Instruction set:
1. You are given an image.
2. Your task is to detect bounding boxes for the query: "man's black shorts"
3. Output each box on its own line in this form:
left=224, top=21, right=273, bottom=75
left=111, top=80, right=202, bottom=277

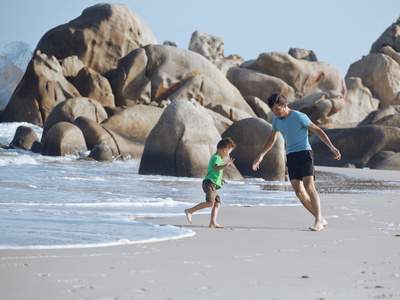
left=286, top=150, right=315, bottom=181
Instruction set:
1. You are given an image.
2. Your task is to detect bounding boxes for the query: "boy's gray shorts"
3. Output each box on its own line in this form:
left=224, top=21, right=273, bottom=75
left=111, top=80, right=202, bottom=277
left=202, top=180, right=221, bottom=205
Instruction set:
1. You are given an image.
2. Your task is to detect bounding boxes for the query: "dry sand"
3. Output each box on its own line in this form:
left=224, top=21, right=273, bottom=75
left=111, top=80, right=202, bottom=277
left=1, top=167, right=399, bottom=300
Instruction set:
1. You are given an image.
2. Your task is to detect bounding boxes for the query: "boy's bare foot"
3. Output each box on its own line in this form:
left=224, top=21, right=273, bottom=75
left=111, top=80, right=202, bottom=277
left=209, top=223, right=225, bottom=229
left=322, top=218, right=328, bottom=227
left=185, top=209, right=192, bottom=224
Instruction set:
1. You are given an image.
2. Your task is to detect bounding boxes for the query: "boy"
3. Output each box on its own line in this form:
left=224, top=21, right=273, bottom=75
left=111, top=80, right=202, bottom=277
left=252, top=92, right=341, bottom=231
left=185, top=137, right=236, bottom=228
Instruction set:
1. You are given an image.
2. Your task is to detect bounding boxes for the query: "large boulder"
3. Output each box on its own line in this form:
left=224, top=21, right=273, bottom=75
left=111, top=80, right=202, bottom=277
left=10, top=126, right=39, bottom=150
left=204, top=108, right=233, bottom=135
left=369, top=19, right=400, bottom=54
left=101, top=104, right=163, bottom=143
left=188, top=30, right=244, bottom=75
left=41, top=122, right=87, bottom=156
left=42, top=97, right=108, bottom=139
left=288, top=91, right=345, bottom=125
left=226, top=67, right=295, bottom=103
left=288, top=48, right=318, bottom=61
left=73, top=116, right=144, bottom=160
left=206, top=103, right=254, bottom=122
left=310, top=125, right=400, bottom=169
left=330, top=77, right=379, bottom=126
left=139, top=99, right=242, bottom=178
left=189, top=30, right=224, bottom=65
left=108, top=45, right=255, bottom=115
left=88, top=144, right=114, bottom=162
left=222, top=118, right=286, bottom=181
left=71, top=67, right=115, bottom=107
left=35, top=3, right=157, bottom=74
left=346, top=53, right=400, bottom=108
left=0, top=51, right=80, bottom=126
left=357, top=106, right=400, bottom=127
left=244, top=96, right=273, bottom=123
left=241, top=51, right=346, bottom=100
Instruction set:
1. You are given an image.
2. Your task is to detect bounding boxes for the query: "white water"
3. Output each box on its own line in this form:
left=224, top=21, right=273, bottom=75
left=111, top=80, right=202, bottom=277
left=2, top=122, right=398, bottom=249
left=0, top=122, right=299, bottom=250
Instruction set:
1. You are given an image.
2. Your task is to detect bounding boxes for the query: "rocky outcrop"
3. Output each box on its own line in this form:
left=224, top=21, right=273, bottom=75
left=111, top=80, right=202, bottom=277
left=188, top=30, right=244, bottom=75
left=139, top=99, right=242, bottom=178
left=330, top=77, right=379, bottom=125
left=241, top=51, right=346, bottom=101
left=357, top=106, right=400, bottom=127
left=369, top=19, right=400, bottom=54
left=226, top=67, right=295, bottom=103
left=71, top=67, right=115, bottom=107
left=0, top=51, right=80, bottom=126
left=107, top=44, right=255, bottom=115
left=288, top=91, right=345, bottom=125
left=222, top=118, right=286, bottom=181
left=244, top=96, right=273, bottom=123
left=35, top=3, right=157, bottom=74
left=288, top=48, right=318, bottom=61
left=310, top=125, right=400, bottom=168
left=346, top=53, right=400, bottom=108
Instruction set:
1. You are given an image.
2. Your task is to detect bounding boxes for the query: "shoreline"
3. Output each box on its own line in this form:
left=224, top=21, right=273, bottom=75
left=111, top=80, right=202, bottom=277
left=1, top=167, right=400, bottom=299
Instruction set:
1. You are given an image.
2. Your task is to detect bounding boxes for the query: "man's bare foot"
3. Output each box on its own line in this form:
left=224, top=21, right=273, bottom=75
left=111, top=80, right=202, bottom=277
left=185, top=209, right=192, bottom=224
left=322, top=218, right=328, bottom=227
left=209, top=223, right=225, bottom=228
left=309, top=220, right=325, bottom=231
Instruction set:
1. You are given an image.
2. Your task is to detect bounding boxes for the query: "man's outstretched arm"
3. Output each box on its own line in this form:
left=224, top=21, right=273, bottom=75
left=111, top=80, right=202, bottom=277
left=308, top=123, right=341, bottom=160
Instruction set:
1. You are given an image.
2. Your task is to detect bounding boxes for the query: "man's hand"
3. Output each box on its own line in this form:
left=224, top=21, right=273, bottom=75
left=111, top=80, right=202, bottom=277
left=252, top=155, right=263, bottom=171
left=331, top=147, right=341, bottom=160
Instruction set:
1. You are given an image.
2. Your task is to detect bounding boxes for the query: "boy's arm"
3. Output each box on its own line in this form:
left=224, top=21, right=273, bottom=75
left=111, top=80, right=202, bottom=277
left=307, top=123, right=341, bottom=160
left=252, top=131, right=278, bottom=171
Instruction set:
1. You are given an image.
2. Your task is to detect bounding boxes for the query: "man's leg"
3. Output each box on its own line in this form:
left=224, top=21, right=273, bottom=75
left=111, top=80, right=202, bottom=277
left=302, top=175, right=327, bottom=231
left=291, top=177, right=327, bottom=231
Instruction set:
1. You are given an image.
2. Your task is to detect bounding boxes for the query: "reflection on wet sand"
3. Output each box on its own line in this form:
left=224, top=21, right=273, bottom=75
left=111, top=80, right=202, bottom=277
left=261, top=171, right=400, bottom=194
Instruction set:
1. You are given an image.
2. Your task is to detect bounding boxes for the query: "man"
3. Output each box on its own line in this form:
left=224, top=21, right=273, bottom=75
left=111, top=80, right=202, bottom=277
left=252, top=92, right=341, bottom=231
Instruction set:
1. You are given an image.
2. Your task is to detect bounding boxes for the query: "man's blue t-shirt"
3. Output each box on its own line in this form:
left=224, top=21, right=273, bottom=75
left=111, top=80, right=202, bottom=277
left=272, top=110, right=312, bottom=154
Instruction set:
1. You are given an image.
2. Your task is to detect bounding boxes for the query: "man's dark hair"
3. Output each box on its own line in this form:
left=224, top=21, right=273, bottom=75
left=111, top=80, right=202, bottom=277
left=217, top=137, right=236, bottom=150
left=267, top=92, right=287, bottom=109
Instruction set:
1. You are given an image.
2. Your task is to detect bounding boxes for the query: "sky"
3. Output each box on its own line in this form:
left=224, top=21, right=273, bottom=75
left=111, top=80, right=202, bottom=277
left=0, top=0, right=399, bottom=75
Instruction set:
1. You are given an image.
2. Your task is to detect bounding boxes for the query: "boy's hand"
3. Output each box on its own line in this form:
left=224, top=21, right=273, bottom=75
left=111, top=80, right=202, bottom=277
left=222, top=179, right=227, bottom=185
left=227, top=157, right=235, bottom=168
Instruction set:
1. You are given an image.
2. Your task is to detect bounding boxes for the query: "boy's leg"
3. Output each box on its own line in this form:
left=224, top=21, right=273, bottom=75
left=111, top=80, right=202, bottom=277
left=185, top=202, right=213, bottom=224
left=209, top=202, right=224, bottom=228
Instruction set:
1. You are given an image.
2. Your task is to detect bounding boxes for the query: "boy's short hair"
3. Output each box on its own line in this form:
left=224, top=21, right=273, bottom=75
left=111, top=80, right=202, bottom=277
left=267, top=92, right=287, bottom=109
left=217, top=137, right=236, bottom=150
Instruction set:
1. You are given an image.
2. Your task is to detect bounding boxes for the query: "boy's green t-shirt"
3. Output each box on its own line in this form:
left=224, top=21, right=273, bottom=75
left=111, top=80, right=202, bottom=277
left=204, top=154, right=223, bottom=189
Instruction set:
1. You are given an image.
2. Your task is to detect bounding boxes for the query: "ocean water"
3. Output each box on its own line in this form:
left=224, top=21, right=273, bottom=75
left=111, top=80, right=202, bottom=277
left=1, top=122, right=399, bottom=250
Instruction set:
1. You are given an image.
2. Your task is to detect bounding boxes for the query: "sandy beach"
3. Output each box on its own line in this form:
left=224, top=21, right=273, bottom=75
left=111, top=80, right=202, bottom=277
left=1, top=167, right=399, bottom=300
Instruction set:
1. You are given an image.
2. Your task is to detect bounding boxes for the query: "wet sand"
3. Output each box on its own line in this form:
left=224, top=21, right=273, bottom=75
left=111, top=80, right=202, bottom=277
left=1, top=167, right=399, bottom=299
